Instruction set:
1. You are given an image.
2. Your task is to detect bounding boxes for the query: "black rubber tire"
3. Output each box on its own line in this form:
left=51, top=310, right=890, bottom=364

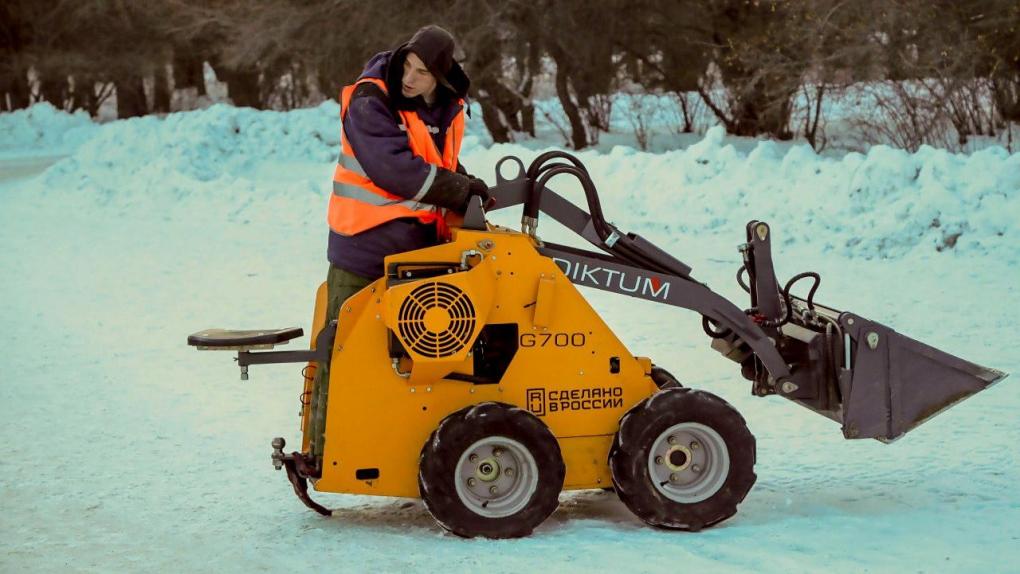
left=650, top=365, right=683, bottom=389
left=609, top=387, right=756, bottom=531
left=418, top=402, right=565, bottom=538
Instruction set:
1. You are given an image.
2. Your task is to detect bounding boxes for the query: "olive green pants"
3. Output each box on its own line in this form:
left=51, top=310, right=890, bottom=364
left=309, top=265, right=373, bottom=462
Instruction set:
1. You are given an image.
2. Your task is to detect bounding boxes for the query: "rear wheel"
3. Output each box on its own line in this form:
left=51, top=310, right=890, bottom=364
left=609, top=387, right=755, bottom=531
left=418, top=402, right=565, bottom=538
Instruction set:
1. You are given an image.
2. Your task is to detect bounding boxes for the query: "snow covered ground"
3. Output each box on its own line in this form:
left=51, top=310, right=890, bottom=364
left=1, top=104, right=1018, bottom=573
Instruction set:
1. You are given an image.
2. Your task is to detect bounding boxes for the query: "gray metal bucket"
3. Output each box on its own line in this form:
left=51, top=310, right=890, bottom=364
left=837, top=312, right=1007, bottom=442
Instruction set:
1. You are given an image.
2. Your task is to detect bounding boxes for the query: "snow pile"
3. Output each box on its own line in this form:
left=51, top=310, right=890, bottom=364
left=0, top=102, right=98, bottom=156
left=465, top=127, right=1020, bottom=260
left=51, top=101, right=339, bottom=180
left=21, top=104, right=1020, bottom=260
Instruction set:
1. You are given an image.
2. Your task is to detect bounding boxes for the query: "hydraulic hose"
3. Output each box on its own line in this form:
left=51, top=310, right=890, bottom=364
left=737, top=266, right=751, bottom=293
left=525, top=152, right=591, bottom=221
left=783, top=272, right=821, bottom=311
left=703, top=316, right=732, bottom=339
left=536, top=167, right=664, bottom=273
left=526, top=150, right=590, bottom=180
left=752, top=271, right=822, bottom=328
left=733, top=262, right=824, bottom=329
left=532, top=165, right=612, bottom=238
left=529, top=160, right=685, bottom=277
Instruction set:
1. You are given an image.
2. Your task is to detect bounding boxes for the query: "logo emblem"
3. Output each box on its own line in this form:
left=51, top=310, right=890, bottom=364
left=526, top=388, right=546, bottom=416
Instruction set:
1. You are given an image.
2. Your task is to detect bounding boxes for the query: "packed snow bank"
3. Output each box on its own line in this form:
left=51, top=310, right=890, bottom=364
left=0, top=102, right=98, bottom=157
left=23, top=104, right=1020, bottom=260
left=49, top=101, right=340, bottom=180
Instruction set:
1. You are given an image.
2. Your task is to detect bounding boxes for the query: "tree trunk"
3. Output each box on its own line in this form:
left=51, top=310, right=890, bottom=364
left=728, top=79, right=794, bottom=139
left=221, top=66, right=261, bottom=108
left=1, top=69, right=31, bottom=110
left=290, top=61, right=308, bottom=109
left=69, top=76, right=91, bottom=114
left=476, top=76, right=525, bottom=143
left=479, top=97, right=512, bottom=143
left=522, top=102, right=535, bottom=137
left=549, top=45, right=589, bottom=150
left=676, top=92, right=694, bottom=133
left=116, top=76, right=148, bottom=118
left=521, top=41, right=539, bottom=137
left=152, top=64, right=171, bottom=114
left=81, top=82, right=97, bottom=117
left=37, top=73, right=67, bottom=108
left=70, top=77, right=103, bottom=117
left=2, top=74, right=11, bottom=110
left=992, top=77, right=1020, bottom=123
left=491, top=82, right=523, bottom=133
left=173, top=51, right=206, bottom=96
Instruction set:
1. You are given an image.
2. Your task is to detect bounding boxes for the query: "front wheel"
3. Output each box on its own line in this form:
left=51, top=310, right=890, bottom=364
left=418, top=402, right=565, bottom=538
left=609, top=387, right=756, bottom=531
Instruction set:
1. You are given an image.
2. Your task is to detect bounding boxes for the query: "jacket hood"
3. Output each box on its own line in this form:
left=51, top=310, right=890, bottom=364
left=359, top=52, right=390, bottom=82
left=382, top=25, right=470, bottom=110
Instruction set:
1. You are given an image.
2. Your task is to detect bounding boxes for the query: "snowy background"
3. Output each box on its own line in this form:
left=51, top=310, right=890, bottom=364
left=1, top=102, right=1018, bottom=573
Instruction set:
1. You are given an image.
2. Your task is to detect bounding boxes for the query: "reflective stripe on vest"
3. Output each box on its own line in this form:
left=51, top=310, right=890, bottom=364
left=329, top=77, right=465, bottom=236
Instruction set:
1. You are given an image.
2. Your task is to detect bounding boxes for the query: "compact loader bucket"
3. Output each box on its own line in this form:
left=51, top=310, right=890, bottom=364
left=833, top=312, right=1005, bottom=441
left=704, top=220, right=1008, bottom=442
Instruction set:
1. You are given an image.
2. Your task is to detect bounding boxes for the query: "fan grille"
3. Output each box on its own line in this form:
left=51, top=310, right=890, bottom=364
left=397, top=282, right=476, bottom=358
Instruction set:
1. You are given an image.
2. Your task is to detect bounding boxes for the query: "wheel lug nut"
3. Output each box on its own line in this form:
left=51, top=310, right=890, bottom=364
left=505, top=467, right=514, bottom=477
left=667, top=436, right=678, bottom=445
left=669, top=473, right=679, bottom=482
left=493, top=448, right=503, bottom=458
left=469, top=454, right=478, bottom=463
left=467, top=477, right=476, bottom=487
left=690, top=441, right=700, bottom=450
left=654, top=456, right=664, bottom=465
left=692, top=464, right=702, bottom=473
left=489, top=485, right=498, bottom=494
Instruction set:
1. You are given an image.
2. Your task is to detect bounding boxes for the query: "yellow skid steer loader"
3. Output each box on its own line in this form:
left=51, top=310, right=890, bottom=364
left=189, top=152, right=1006, bottom=538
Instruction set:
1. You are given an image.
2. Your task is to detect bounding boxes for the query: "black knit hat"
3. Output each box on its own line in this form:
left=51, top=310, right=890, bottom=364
left=385, top=25, right=470, bottom=107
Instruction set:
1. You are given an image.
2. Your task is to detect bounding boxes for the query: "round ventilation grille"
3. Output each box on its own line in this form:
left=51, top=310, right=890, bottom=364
left=397, top=282, right=476, bottom=358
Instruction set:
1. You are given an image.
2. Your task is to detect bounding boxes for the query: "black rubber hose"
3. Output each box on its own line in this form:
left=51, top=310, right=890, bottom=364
left=526, top=161, right=584, bottom=220
left=525, top=152, right=590, bottom=220
left=737, top=266, right=751, bottom=293
left=526, top=150, right=589, bottom=180
left=756, top=272, right=820, bottom=328
left=527, top=155, right=694, bottom=280
left=532, top=165, right=613, bottom=240
left=526, top=154, right=684, bottom=275
left=702, top=315, right=731, bottom=339
left=783, top=272, right=821, bottom=311
left=531, top=166, right=666, bottom=273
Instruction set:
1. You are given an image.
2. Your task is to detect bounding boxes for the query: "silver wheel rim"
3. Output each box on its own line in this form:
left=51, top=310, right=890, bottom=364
left=454, top=436, right=539, bottom=518
left=647, top=422, right=729, bottom=504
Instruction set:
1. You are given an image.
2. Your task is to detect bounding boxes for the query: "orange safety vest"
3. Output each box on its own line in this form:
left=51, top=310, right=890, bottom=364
left=329, top=77, right=466, bottom=236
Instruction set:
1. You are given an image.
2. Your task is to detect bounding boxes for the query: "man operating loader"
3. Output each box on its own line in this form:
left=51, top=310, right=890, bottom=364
left=308, top=25, right=490, bottom=467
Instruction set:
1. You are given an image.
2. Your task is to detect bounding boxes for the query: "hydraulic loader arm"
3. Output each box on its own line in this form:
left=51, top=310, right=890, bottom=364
left=478, top=153, right=793, bottom=389
left=534, top=242, right=792, bottom=386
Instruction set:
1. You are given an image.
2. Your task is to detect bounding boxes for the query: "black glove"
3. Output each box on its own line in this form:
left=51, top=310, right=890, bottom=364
left=466, top=177, right=495, bottom=211
left=420, top=171, right=494, bottom=213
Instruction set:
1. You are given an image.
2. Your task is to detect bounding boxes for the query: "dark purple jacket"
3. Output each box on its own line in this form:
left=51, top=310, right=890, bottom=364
left=327, top=51, right=466, bottom=279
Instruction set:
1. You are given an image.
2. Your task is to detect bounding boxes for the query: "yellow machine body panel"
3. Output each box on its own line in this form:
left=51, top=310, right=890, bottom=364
left=312, top=227, right=657, bottom=497
left=299, top=282, right=329, bottom=452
